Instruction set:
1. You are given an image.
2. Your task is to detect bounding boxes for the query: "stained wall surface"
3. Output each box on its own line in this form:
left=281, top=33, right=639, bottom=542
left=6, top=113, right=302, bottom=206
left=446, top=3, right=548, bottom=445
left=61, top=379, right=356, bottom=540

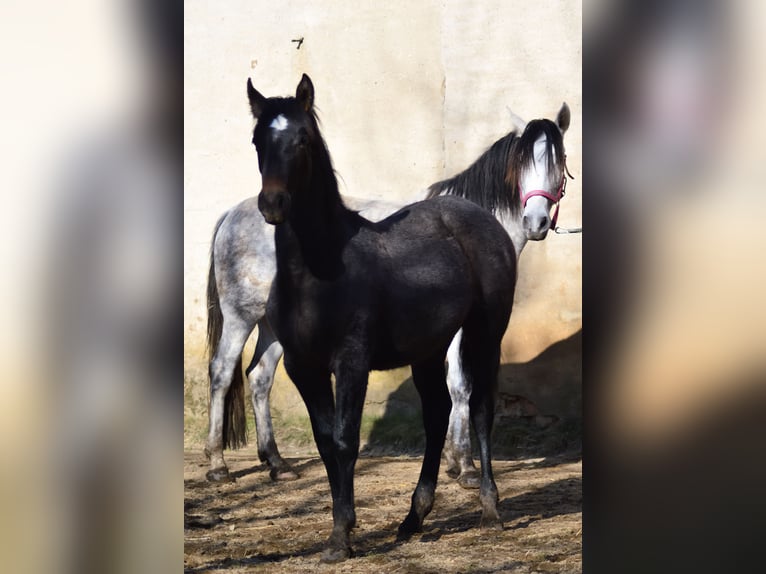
left=184, top=1, right=581, bottom=424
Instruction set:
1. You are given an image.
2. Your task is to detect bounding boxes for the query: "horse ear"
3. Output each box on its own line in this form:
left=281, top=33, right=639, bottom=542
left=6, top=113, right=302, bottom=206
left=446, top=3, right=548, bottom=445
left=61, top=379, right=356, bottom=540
left=556, top=102, right=571, bottom=133
left=506, top=106, right=527, bottom=133
left=296, top=74, right=314, bottom=112
left=247, top=78, right=266, bottom=119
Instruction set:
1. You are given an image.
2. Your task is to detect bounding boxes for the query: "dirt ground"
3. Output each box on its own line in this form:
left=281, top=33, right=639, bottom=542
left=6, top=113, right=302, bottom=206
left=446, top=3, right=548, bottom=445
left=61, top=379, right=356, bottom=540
left=184, top=448, right=581, bottom=573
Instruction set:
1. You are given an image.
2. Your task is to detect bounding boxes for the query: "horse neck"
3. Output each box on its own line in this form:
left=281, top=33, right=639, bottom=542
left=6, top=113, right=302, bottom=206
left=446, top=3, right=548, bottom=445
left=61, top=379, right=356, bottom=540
left=431, top=182, right=528, bottom=260
left=495, top=208, right=528, bottom=260
left=276, top=152, right=357, bottom=277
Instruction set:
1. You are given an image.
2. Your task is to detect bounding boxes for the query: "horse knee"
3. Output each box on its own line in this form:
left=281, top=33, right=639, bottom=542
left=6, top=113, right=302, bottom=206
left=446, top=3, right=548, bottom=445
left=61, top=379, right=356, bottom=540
left=447, top=373, right=471, bottom=402
left=334, top=437, right=359, bottom=464
left=249, top=374, right=272, bottom=402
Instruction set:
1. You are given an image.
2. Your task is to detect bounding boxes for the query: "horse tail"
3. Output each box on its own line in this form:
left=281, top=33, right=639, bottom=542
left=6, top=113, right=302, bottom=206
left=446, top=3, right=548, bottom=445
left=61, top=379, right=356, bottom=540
left=206, top=214, right=226, bottom=363
left=459, top=290, right=512, bottom=412
left=459, top=313, right=498, bottom=398
left=207, top=213, right=248, bottom=449
left=222, top=360, right=247, bottom=450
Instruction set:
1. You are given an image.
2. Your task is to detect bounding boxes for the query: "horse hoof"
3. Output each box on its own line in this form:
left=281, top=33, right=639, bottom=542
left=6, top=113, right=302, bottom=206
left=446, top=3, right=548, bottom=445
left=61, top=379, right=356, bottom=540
left=320, top=546, right=351, bottom=563
left=269, top=467, right=299, bottom=482
left=445, top=466, right=460, bottom=479
left=480, top=515, right=504, bottom=530
left=396, top=515, right=422, bottom=541
left=456, top=470, right=481, bottom=490
left=206, top=467, right=233, bottom=483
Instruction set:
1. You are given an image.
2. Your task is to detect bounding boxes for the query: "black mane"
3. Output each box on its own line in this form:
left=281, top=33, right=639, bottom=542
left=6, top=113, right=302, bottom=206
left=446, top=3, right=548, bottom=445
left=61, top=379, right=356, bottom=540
left=427, top=119, right=564, bottom=215
left=427, top=131, right=519, bottom=214
left=507, top=119, right=565, bottom=193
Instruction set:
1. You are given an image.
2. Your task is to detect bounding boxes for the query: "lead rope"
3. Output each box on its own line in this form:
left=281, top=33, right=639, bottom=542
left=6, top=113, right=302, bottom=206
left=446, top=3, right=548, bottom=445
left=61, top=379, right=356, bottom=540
left=554, top=161, right=581, bottom=234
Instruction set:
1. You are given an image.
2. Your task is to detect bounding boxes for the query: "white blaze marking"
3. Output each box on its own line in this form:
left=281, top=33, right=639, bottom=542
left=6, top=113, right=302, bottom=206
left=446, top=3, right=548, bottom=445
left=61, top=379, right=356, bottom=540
left=270, top=114, right=288, bottom=131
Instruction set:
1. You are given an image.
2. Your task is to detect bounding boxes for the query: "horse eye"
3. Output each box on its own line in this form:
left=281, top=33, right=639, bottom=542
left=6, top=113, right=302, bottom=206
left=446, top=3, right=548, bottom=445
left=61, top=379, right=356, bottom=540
left=297, top=133, right=309, bottom=147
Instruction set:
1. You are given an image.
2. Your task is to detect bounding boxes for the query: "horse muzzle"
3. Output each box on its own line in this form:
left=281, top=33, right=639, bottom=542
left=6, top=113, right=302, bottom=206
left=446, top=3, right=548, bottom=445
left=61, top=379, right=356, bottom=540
left=258, top=187, right=291, bottom=225
left=523, top=213, right=551, bottom=240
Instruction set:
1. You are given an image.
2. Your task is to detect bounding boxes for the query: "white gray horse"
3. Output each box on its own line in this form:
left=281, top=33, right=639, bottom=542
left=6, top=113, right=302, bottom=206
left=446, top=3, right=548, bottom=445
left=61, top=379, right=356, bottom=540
left=204, top=103, right=572, bottom=487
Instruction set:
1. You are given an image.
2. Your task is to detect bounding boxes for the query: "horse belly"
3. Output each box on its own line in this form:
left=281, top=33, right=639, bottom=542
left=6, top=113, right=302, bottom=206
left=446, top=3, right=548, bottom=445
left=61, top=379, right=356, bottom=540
left=373, top=244, right=472, bottom=365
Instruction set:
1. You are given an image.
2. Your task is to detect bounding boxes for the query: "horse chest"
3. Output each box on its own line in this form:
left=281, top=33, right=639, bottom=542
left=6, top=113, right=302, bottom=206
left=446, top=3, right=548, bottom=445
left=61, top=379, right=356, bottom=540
left=267, top=274, right=358, bottom=361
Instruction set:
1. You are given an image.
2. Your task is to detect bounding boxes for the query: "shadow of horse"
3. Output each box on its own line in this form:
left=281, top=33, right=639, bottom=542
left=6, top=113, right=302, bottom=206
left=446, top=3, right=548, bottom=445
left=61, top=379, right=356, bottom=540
left=364, top=329, right=581, bottom=461
left=184, top=476, right=582, bottom=571
left=421, top=476, right=582, bottom=540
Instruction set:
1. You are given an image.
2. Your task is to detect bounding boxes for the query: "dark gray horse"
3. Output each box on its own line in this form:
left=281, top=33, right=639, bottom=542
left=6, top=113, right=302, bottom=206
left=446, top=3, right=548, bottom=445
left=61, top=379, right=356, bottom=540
left=249, top=73, right=514, bottom=562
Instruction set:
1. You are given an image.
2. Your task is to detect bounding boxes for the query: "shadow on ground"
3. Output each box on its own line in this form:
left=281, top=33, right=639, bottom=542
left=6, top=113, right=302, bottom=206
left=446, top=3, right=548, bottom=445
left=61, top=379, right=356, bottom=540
left=362, top=330, right=581, bottom=460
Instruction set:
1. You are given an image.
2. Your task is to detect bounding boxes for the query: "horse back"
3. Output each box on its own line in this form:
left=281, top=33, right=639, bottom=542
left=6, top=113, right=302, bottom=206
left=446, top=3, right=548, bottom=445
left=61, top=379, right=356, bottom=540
left=364, top=195, right=516, bottom=363
left=378, top=195, right=517, bottom=293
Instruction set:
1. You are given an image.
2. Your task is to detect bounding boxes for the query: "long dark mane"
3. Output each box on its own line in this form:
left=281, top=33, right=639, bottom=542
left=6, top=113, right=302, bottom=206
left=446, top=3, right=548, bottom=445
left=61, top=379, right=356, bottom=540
left=427, top=132, right=520, bottom=214
left=427, top=119, right=564, bottom=215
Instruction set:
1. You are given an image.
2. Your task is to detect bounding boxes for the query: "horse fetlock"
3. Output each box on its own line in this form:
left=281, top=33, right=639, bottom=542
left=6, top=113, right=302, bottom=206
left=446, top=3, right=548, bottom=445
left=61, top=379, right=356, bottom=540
left=332, top=506, right=356, bottom=533
left=204, top=442, right=226, bottom=468
left=479, top=486, right=503, bottom=530
left=413, top=486, right=435, bottom=518
left=480, top=483, right=499, bottom=502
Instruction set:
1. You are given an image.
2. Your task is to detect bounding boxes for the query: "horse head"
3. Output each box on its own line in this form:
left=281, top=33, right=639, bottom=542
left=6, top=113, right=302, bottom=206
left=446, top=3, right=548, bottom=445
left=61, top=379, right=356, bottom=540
left=247, top=74, right=318, bottom=224
left=507, top=103, right=571, bottom=240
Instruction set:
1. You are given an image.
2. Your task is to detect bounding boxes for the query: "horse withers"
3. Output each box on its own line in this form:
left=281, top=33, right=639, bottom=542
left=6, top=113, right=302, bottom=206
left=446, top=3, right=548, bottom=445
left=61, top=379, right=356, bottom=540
left=246, top=74, right=516, bottom=562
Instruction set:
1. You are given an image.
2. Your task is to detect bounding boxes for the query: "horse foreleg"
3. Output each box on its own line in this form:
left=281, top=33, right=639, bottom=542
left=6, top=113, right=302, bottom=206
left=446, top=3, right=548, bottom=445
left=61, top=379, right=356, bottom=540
left=246, top=319, right=297, bottom=481
left=283, top=357, right=345, bottom=559
left=320, top=358, right=369, bottom=563
left=398, top=354, right=450, bottom=539
left=444, top=330, right=480, bottom=489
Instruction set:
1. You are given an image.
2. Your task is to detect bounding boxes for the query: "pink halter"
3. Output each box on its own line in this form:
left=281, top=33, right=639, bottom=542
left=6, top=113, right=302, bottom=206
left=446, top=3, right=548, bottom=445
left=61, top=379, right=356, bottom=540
left=518, top=167, right=570, bottom=229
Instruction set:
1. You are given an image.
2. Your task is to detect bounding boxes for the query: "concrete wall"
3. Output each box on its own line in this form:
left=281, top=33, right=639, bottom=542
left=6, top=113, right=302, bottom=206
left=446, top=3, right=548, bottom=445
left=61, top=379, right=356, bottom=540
left=184, top=1, right=581, bottom=432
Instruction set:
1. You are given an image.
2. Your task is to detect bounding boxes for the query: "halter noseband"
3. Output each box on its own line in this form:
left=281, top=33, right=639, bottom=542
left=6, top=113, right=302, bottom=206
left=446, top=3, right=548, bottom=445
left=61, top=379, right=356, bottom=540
left=518, top=162, right=573, bottom=229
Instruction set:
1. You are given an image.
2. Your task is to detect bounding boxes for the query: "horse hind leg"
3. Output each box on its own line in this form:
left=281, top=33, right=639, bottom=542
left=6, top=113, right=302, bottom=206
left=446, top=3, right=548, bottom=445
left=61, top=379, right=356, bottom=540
left=205, top=317, right=252, bottom=482
left=398, top=353, right=451, bottom=539
left=245, top=318, right=298, bottom=481
left=444, top=329, right=481, bottom=489
left=461, top=328, right=504, bottom=530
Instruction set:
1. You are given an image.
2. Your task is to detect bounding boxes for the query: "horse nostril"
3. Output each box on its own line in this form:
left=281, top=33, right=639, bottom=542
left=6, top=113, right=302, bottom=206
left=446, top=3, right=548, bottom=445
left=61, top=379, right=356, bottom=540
left=522, top=215, right=529, bottom=227
left=276, top=194, right=285, bottom=209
